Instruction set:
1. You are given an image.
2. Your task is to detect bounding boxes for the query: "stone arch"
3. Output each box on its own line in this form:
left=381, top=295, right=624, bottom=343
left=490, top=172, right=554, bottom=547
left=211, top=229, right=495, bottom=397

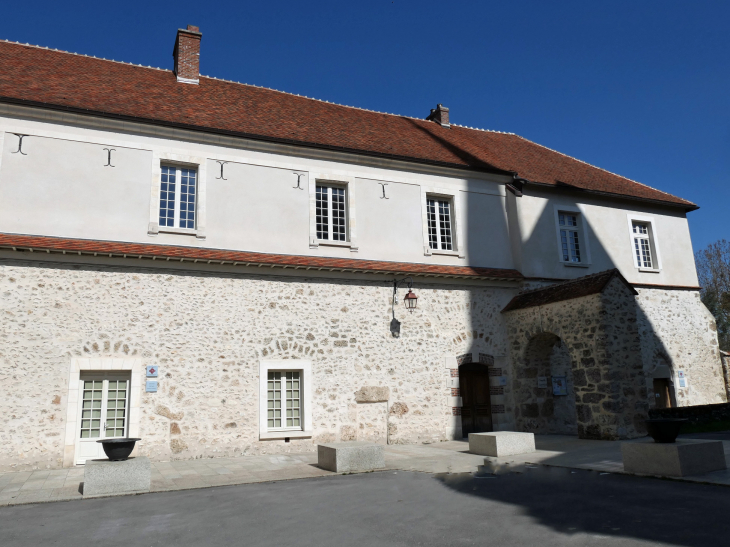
left=514, top=332, right=578, bottom=435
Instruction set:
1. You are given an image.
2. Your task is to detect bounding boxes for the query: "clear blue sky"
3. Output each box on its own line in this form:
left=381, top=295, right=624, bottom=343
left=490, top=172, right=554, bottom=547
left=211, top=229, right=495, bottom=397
left=2, top=1, right=728, bottom=253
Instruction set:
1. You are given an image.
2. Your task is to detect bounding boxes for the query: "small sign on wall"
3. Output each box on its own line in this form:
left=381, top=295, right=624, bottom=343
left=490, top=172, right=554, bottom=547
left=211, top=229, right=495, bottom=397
left=146, top=366, right=159, bottom=378
left=678, top=371, right=687, bottom=389
left=146, top=381, right=158, bottom=393
left=537, top=376, right=548, bottom=389
left=552, top=376, right=568, bottom=396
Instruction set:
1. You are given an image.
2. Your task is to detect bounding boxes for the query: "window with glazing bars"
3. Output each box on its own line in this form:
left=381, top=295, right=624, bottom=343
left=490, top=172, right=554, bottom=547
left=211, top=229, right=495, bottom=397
left=632, top=222, right=654, bottom=268
left=79, top=379, right=128, bottom=439
left=427, top=197, right=453, bottom=251
left=559, top=213, right=581, bottom=262
left=315, top=185, right=347, bottom=241
left=159, top=165, right=197, bottom=229
left=267, top=371, right=302, bottom=429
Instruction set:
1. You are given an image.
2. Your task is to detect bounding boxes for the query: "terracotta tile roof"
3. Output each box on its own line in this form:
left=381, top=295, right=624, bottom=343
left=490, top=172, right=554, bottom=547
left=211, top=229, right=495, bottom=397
left=0, top=41, right=696, bottom=210
left=501, top=269, right=636, bottom=312
left=0, top=233, right=524, bottom=280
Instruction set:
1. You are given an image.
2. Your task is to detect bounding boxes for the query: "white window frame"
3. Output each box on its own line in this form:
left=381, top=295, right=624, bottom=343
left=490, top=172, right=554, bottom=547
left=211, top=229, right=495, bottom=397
left=259, top=360, right=312, bottom=440
left=420, top=186, right=464, bottom=258
left=148, top=152, right=207, bottom=239
left=626, top=214, right=662, bottom=272
left=553, top=205, right=591, bottom=267
left=308, top=175, right=357, bottom=251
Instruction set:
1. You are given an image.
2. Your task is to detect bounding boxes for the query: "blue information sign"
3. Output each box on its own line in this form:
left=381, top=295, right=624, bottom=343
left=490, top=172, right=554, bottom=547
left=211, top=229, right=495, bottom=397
left=146, top=381, right=158, bottom=393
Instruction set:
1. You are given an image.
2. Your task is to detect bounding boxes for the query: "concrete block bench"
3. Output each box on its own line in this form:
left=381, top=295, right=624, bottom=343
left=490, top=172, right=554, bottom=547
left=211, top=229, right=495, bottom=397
left=83, top=457, right=151, bottom=497
left=318, top=442, right=385, bottom=473
left=469, top=431, right=536, bottom=457
left=621, top=439, right=727, bottom=477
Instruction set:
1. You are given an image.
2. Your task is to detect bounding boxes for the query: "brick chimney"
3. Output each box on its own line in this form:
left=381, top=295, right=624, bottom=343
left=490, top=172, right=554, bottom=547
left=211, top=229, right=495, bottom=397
left=426, top=104, right=450, bottom=128
left=173, top=25, right=202, bottom=84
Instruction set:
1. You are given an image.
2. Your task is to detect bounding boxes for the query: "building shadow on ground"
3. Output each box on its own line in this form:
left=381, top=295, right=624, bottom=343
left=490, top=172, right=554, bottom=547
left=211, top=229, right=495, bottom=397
left=434, top=466, right=730, bottom=546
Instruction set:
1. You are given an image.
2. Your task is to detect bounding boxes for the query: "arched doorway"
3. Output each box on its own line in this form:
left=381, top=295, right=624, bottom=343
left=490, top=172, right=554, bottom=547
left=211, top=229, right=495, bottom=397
left=459, top=363, right=493, bottom=437
left=516, top=332, right=577, bottom=435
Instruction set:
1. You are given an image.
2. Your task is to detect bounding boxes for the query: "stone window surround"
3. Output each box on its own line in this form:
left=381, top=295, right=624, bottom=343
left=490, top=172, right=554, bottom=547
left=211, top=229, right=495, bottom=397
left=259, top=360, right=313, bottom=440
left=626, top=213, right=662, bottom=273
left=552, top=204, right=592, bottom=267
left=63, top=358, right=143, bottom=467
left=420, top=186, right=465, bottom=258
left=148, top=151, right=208, bottom=239
left=309, top=173, right=358, bottom=251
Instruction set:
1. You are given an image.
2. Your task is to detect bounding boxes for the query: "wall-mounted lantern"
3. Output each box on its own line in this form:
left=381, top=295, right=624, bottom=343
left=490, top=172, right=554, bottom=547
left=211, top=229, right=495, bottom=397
left=391, top=277, right=418, bottom=337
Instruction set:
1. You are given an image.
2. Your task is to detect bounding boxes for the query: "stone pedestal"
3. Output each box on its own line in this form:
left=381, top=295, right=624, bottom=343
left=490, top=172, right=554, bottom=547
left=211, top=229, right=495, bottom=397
left=83, top=457, right=151, bottom=497
left=469, top=431, right=536, bottom=457
left=621, top=439, right=727, bottom=477
left=317, top=442, right=385, bottom=473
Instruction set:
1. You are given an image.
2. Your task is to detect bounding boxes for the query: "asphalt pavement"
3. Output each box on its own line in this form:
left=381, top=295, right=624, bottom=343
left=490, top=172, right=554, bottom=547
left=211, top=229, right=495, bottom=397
left=0, top=468, right=728, bottom=546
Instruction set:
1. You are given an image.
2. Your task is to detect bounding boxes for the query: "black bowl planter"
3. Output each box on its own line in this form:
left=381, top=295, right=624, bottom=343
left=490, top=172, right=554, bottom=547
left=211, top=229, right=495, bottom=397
left=644, top=419, right=687, bottom=443
left=97, top=438, right=141, bottom=461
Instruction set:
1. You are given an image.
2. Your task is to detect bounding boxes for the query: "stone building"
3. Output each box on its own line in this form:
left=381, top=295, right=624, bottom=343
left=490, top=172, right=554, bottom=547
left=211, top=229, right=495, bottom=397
left=0, top=26, right=726, bottom=472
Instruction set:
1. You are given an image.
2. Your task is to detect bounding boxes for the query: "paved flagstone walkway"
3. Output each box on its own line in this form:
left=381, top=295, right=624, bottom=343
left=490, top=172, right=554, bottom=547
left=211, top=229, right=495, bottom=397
left=2, top=434, right=729, bottom=507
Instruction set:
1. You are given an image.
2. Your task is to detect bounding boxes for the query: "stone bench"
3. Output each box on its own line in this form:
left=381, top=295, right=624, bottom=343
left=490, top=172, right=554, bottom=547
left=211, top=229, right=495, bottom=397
left=83, top=457, right=151, bottom=497
left=317, top=442, right=385, bottom=473
left=469, top=431, right=536, bottom=457
left=621, top=439, right=727, bottom=477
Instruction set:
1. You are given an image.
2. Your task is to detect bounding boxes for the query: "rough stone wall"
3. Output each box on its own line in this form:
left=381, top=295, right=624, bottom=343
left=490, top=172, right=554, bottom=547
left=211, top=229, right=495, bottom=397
left=504, top=277, right=648, bottom=440
left=635, top=288, right=727, bottom=406
left=0, top=259, right=513, bottom=472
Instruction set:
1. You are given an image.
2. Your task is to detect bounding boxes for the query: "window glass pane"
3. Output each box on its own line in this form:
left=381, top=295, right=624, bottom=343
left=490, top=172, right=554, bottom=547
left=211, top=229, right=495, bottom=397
left=179, top=168, right=197, bottom=229
left=426, top=199, right=438, bottom=249
left=316, top=186, right=329, bottom=240
left=438, top=200, right=453, bottom=251
left=331, top=187, right=346, bottom=241
left=79, top=380, right=104, bottom=439
left=159, top=166, right=176, bottom=228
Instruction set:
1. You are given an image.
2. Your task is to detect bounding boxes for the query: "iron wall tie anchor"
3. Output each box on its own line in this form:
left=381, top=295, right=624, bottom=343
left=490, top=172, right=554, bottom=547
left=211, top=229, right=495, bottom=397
left=216, top=160, right=229, bottom=180
left=11, top=134, right=28, bottom=155
left=103, top=148, right=116, bottom=167
left=293, top=172, right=305, bottom=190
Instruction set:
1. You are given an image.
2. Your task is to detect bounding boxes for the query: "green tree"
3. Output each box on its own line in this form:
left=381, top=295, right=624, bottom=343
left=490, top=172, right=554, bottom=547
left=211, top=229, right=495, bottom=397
left=696, top=239, right=730, bottom=351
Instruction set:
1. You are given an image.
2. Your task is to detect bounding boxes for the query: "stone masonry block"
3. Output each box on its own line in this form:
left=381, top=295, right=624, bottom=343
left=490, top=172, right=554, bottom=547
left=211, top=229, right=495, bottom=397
left=621, top=439, right=727, bottom=477
left=318, top=442, right=385, bottom=473
left=354, top=386, right=390, bottom=403
left=83, top=457, right=151, bottom=497
left=469, top=431, right=536, bottom=457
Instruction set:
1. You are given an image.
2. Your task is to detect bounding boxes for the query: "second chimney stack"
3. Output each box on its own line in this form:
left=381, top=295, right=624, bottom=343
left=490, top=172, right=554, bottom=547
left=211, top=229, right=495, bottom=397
left=173, top=25, right=202, bottom=84
left=426, top=104, right=450, bottom=128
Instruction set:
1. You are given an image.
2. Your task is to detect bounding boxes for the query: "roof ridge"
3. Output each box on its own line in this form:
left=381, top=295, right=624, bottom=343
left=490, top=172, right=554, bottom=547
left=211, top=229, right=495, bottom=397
left=0, top=38, right=169, bottom=73
left=1, top=38, right=518, bottom=133
left=511, top=133, right=692, bottom=204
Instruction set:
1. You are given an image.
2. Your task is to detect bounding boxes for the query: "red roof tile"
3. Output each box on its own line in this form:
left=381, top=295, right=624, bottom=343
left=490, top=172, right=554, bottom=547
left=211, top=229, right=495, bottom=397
left=0, top=233, right=524, bottom=280
left=0, top=40, right=695, bottom=209
left=501, top=269, right=637, bottom=312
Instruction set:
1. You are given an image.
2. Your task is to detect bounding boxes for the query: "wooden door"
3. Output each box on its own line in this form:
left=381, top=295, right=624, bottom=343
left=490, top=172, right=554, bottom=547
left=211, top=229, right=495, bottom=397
left=653, top=378, right=672, bottom=409
left=460, top=364, right=493, bottom=437
left=75, top=374, right=130, bottom=464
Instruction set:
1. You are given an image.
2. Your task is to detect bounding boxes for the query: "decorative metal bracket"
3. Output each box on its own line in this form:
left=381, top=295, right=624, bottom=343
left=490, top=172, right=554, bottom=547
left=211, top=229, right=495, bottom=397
left=379, top=182, right=389, bottom=199
left=293, top=172, right=305, bottom=190
left=216, top=161, right=229, bottom=180
left=103, top=148, right=116, bottom=167
left=11, top=134, right=28, bottom=155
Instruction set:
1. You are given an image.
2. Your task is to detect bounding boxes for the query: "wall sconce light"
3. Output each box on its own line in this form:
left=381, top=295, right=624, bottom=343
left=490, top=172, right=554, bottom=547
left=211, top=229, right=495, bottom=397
left=391, top=277, right=418, bottom=337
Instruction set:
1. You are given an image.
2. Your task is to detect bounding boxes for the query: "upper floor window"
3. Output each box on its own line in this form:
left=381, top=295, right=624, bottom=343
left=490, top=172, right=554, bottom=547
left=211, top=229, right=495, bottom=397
left=427, top=196, right=453, bottom=251
left=160, top=165, right=197, bottom=230
left=558, top=212, right=582, bottom=263
left=632, top=222, right=654, bottom=269
left=316, top=184, right=347, bottom=241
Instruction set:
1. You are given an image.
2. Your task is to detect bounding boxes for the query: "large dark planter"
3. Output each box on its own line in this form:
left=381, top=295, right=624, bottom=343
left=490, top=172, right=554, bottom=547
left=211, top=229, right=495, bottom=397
left=97, top=438, right=141, bottom=461
left=644, top=419, right=687, bottom=443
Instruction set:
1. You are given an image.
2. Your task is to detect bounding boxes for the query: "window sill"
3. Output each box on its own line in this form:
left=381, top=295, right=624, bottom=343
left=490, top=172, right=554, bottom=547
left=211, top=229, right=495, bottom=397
left=317, top=240, right=352, bottom=248
left=429, top=249, right=461, bottom=257
left=638, top=267, right=662, bottom=273
left=259, top=430, right=312, bottom=441
left=159, top=227, right=198, bottom=236
left=562, top=262, right=590, bottom=268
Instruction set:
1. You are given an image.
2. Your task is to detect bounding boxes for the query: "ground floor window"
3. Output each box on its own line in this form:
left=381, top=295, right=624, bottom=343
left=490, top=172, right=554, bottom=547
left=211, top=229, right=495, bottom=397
left=259, top=360, right=312, bottom=440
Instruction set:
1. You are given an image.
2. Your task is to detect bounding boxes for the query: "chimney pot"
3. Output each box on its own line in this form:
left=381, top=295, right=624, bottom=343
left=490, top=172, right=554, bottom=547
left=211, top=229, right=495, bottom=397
left=173, top=25, right=202, bottom=84
left=426, top=103, right=450, bottom=128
